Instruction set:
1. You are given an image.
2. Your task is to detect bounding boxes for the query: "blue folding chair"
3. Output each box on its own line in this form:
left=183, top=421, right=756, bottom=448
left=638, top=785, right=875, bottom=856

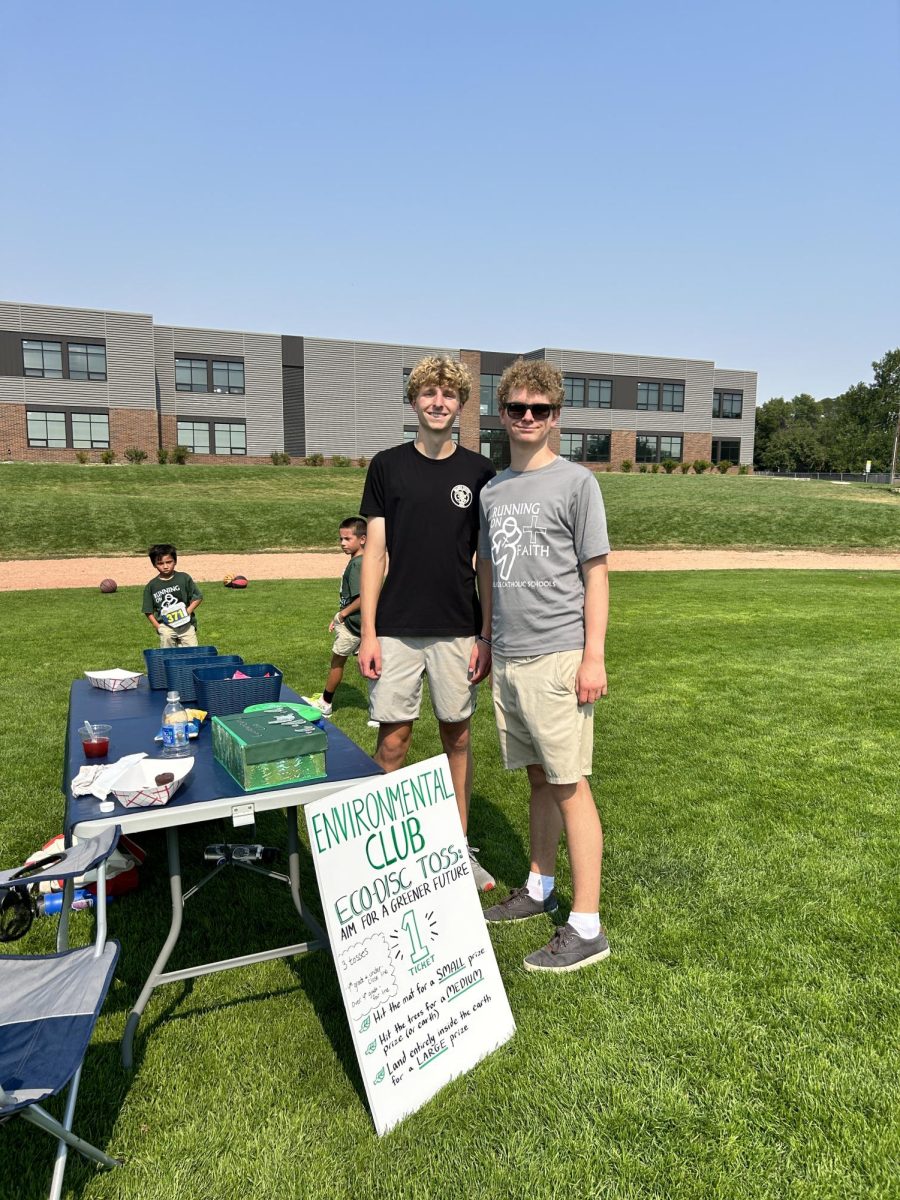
left=0, top=827, right=122, bottom=1200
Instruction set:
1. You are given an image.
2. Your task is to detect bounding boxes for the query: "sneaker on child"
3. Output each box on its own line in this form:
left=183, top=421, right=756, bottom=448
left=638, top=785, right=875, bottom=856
left=308, top=693, right=333, bottom=717
left=483, top=886, right=558, bottom=922
left=522, top=923, right=610, bottom=973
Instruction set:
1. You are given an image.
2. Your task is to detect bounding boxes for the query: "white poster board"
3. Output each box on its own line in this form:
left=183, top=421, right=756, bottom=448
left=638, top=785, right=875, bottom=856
left=305, top=753, right=516, bottom=1135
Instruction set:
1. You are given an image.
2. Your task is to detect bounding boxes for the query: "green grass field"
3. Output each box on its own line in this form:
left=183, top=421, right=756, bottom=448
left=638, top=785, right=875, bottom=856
left=1, top=462, right=899, bottom=558
left=1, top=573, right=897, bottom=1199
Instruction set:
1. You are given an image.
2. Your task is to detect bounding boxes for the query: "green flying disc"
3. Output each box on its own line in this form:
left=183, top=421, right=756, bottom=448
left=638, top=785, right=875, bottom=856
left=244, top=701, right=322, bottom=723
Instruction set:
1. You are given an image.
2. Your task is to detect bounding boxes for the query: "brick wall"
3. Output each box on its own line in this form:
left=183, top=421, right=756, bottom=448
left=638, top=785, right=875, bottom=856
left=683, top=433, right=713, bottom=464
left=610, top=430, right=635, bottom=469
left=459, top=351, right=480, bottom=452
left=0, top=403, right=159, bottom=463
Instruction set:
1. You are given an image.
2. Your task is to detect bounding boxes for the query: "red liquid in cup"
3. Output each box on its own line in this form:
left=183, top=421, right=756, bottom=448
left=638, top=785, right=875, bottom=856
left=83, top=737, right=110, bottom=759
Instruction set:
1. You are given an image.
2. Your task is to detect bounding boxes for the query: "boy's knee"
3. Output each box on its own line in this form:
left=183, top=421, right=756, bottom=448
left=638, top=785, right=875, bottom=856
left=438, top=720, right=470, bottom=754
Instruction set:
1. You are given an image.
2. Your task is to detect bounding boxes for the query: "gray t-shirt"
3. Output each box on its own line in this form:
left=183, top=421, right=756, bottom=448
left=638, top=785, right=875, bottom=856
left=478, top=457, right=610, bottom=657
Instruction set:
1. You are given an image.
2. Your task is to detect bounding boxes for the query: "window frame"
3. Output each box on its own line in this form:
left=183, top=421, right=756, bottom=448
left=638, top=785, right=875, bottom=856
left=23, top=339, right=64, bottom=379
left=636, top=433, right=683, bottom=463
left=480, top=373, right=501, bottom=416
left=174, top=354, right=246, bottom=395
left=67, top=342, right=108, bottom=381
left=176, top=418, right=212, bottom=454
left=213, top=421, right=247, bottom=455
left=661, top=383, right=684, bottom=412
left=21, top=336, right=107, bottom=381
left=712, top=438, right=741, bottom=465
left=557, top=429, right=612, bottom=464
left=713, top=390, right=743, bottom=419
left=212, top=360, right=245, bottom=395
left=25, top=405, right=110, bottom=449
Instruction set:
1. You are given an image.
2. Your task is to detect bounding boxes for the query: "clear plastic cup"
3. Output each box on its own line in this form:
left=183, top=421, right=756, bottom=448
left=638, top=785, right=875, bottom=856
left=79, top=724, right=112, bottom=759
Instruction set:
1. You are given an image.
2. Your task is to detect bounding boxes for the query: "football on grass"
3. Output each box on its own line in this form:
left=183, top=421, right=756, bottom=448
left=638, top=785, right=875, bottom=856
left=99, top=578, right=117, bottom=593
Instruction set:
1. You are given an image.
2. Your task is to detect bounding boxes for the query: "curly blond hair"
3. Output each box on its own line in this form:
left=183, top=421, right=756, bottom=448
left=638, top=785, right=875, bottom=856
left=406, top=356, right=472, bottom=406
left=496, top=359, right=564, bottom=408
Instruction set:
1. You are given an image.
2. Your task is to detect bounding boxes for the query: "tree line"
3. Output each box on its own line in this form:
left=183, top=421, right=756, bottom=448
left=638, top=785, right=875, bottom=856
left=754, top=348, right=900, bottom=473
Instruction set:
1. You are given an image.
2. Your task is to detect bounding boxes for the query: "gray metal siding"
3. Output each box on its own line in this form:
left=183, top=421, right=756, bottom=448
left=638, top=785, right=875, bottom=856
left=154, top=325, right=284, bottom=456
left=0, top=302, right=154, bottom=410
left=713, top=368, right=758, bottom=463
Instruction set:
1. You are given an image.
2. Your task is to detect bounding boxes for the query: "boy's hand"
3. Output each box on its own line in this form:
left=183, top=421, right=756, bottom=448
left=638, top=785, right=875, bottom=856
left=575, top=656, right=607, bottom=704
left=357, top=633, right=382, bottom=680
left=467, top=638, right=492, bottom=684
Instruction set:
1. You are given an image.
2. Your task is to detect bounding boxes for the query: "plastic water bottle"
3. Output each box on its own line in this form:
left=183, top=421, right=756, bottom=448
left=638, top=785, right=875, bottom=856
left=161, top=690, right=190, bottom=757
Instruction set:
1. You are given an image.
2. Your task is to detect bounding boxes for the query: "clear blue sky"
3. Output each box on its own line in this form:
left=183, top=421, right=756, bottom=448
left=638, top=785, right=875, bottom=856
left=3, top=0, right=898, bottom=403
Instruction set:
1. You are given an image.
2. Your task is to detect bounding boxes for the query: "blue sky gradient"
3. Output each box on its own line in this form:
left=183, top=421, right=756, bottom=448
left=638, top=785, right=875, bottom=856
left=3, top=0, right=898, bottom=401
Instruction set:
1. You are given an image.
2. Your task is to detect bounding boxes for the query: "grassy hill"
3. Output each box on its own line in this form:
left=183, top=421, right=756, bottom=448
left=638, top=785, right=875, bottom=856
left=1, top=462, right=898, bottom=558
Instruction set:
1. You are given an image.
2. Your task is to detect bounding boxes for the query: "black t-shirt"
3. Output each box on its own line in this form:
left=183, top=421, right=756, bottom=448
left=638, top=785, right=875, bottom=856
left=360, top=442, right=495, bottom=636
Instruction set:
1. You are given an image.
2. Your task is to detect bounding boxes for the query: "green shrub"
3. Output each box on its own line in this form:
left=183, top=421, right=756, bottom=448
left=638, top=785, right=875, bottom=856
left=620, top=459, right=633, bottom=473
left=270, top=451, right=291, bottom=465
left=75, top=450, right=90, bottom=464
left=304, top=452, right=325, bottom=467
left=738, top=464, right=749, bottom=475
left=100, top=449, right=116, bottom=464
left=717, top=460, right=731, bottom=474
left=651, top=462, right=660, bottom=474
left=661, top=458, right=677, bottom=474
left=693, top=459, right=710, bottom=475
left=639, top=464, right=648, bottom=473
left=157, top=447, right=169, bottom=464
left=680, top=462, right=691, bottom=474
left=357, top=456, right=368, bottom=469
left=125, top=446, right=148, bottom=464
left=332, top=455, right=352, bottom=468
left=171, top=445, right=190, bottom=466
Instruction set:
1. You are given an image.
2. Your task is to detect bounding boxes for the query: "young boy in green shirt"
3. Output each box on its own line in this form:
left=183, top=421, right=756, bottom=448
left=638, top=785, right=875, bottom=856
left=309, top=517, right=367, bottom=718
left=142, top=543, right=203, bottom=647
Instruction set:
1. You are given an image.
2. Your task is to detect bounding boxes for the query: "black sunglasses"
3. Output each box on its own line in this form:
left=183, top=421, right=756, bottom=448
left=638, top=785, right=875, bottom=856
left=503, top=402, right=557, bottom=420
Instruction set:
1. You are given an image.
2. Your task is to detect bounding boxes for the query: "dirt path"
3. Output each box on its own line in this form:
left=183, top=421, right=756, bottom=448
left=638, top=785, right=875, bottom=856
left=2, top=548, right=898, bottom=591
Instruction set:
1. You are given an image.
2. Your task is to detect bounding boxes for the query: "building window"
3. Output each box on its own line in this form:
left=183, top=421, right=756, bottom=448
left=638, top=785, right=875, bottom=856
left=480, top=427, right=510, bottom=470
left=214, top=422, right=246, bottom=455
left=636, top=434, right=683, bottom=463
left=713, top=390, right=743, bottom=419
left=23, top=340, right=64, bottom=379
left=637, top=382, right=660, bottom=410
left=175, top=358, right=209, bottom=392
left=176, top=420, right=211, bottom=454
left=560, top=432, right=584, bottom=462
left=712, top=438, right=741, bottom=464
left=68, top=343, right=107, bottom=381
left=71, top=412, right=109, bottom=448
left=586, top=433, right=611, bottom=462
left=588, top=379, right=612, bottom=409
left=212, top=361, right=245, bottom=394
left=662, top=383, right=684, bottom=412
left=563, top=377, right=585, bottom=407
left=26, top=410, right=67, bottom=447
left=480, top=373, right=501, bottom=416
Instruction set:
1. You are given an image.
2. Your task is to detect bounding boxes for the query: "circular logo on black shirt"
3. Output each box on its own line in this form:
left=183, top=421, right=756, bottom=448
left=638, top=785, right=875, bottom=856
left=450, top=484, right=473, bottom=509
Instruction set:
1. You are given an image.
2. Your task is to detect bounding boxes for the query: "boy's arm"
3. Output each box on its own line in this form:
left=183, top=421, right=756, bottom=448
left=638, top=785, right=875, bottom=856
left=186, top=575, right=202, bottom=615
left=468, top=554, right=494, bottom=683
left=358, top=517, right=387, bottom=679
left=142, top=583, right=161, bottom=631
left=576, top=555, right=609, bottom=704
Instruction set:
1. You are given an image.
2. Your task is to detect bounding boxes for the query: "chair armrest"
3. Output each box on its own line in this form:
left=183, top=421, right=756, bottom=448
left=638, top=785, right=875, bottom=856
left=0, top=826, right=121, bottom=891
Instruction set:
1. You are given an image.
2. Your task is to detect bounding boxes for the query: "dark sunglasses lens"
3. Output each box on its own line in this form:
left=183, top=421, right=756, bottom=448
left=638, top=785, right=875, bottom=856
left=0, top=888, right=34, bottom=943
left=505, top=403, right=553, bottom=419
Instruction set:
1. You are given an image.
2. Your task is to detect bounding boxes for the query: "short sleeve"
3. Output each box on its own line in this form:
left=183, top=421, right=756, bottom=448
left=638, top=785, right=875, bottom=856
left=360, top=454, right=386, bottom=518
left=141, top=582, right=153, bottom=614
left=572, top=473, right=611, bottom=562
left=478, top=492, right=492, bottom=559
left=187, top=574, right=203, bottom=601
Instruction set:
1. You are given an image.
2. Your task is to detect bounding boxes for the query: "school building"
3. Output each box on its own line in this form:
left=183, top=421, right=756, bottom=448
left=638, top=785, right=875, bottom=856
left=0, top=299, right=757, bottom=470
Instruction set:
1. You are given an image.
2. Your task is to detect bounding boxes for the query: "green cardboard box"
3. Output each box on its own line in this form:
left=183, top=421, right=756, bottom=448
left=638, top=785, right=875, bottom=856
left=212, top=708, right=327, bottom=792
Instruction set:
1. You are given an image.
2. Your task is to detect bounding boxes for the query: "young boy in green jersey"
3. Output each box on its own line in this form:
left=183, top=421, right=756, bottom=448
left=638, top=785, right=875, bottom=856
left=142, top=543, right=203, bottom=647
left=309, top=517, right=367, bottom=718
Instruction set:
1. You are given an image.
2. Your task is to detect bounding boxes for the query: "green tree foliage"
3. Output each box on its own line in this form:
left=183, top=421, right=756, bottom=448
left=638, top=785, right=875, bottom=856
left=754, top=349, right=900, bottom=472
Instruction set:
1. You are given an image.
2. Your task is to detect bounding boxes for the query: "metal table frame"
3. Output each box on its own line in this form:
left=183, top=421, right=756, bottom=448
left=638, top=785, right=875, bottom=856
left=64, top=681, right=380, bottom=1067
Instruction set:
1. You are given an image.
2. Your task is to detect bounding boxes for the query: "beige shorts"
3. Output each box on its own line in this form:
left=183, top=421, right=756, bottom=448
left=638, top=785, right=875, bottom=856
left=368, top=635, right=478, bottom=725
left=491, top=649, right=594, bottom=785
left=332, top=622, right=361, bottom=658
left=158, top=624, right=199, bottom=648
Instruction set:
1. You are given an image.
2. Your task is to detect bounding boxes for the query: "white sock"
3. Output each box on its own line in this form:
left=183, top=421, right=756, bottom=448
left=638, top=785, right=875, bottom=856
left=568, top=911, right=601, bottom=940
left=526, top=872, right=555, bottom=902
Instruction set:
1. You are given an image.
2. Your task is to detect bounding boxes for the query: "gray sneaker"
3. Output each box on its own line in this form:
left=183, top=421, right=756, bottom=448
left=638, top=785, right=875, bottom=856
left=483, top=885, right=558, bottom=922
left=467, top=846, right=495, bottom=892
left=523, top=922, right=610, bottom=972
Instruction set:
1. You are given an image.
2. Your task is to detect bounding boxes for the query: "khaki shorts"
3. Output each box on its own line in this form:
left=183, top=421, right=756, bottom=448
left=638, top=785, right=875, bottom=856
left=158, top=624, right=198, bottom=648
left=332, top=622, right=361, bottom=658
left=369, top=636, right=478, bottom=724
left=491, top=650, right=594, bottom=785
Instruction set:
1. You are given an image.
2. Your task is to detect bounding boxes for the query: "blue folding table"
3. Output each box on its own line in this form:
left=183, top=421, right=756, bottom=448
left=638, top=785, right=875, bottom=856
left=64, top=678, right=382, bottom=1067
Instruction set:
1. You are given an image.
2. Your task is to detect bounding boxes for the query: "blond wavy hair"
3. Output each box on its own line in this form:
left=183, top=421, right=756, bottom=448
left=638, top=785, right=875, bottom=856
left=406, top=356, right=472, bottom=406
left=497, top=359, right=564, bottom=409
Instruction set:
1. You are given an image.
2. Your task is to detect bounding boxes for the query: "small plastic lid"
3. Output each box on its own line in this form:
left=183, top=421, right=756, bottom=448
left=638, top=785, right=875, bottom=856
left=166, top=690, right=180, bottom=701
left=99, top=800, right=116, bottom=813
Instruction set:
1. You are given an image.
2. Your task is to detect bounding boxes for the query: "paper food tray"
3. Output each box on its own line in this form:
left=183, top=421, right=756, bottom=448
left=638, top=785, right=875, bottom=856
left=111, top=756, right=193, bottom=808
left=85, top=668, right=143, bottom=691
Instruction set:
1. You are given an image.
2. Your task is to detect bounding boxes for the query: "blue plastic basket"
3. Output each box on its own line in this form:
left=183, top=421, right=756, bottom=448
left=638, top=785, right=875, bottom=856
left=143, top=645, right=217, bottom=690
left=192, top=663, right=283, bottom=717
left=165, top=654, right=243, bottom=704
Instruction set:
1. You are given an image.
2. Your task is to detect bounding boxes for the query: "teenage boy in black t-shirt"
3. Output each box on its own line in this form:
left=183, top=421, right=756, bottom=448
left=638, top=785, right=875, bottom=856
left=359, top=356, right=496, bottom=890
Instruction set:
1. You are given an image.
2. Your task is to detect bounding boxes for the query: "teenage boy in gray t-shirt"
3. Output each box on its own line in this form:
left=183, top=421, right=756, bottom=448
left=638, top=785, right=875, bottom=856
left=477, top=359, right=611, bottom=972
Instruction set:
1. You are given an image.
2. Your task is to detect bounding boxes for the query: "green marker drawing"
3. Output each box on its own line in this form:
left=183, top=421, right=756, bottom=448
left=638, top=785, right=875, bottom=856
left=359, top=1015, right=371, bottom=1032
left=374, top=1067, right=386, bottom=1084
left=365, top=1039, right=377, bottom=1055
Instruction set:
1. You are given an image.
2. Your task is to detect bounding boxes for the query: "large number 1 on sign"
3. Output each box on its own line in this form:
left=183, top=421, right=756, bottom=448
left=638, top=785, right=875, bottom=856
left=400, top=910, right=430, bottom=963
